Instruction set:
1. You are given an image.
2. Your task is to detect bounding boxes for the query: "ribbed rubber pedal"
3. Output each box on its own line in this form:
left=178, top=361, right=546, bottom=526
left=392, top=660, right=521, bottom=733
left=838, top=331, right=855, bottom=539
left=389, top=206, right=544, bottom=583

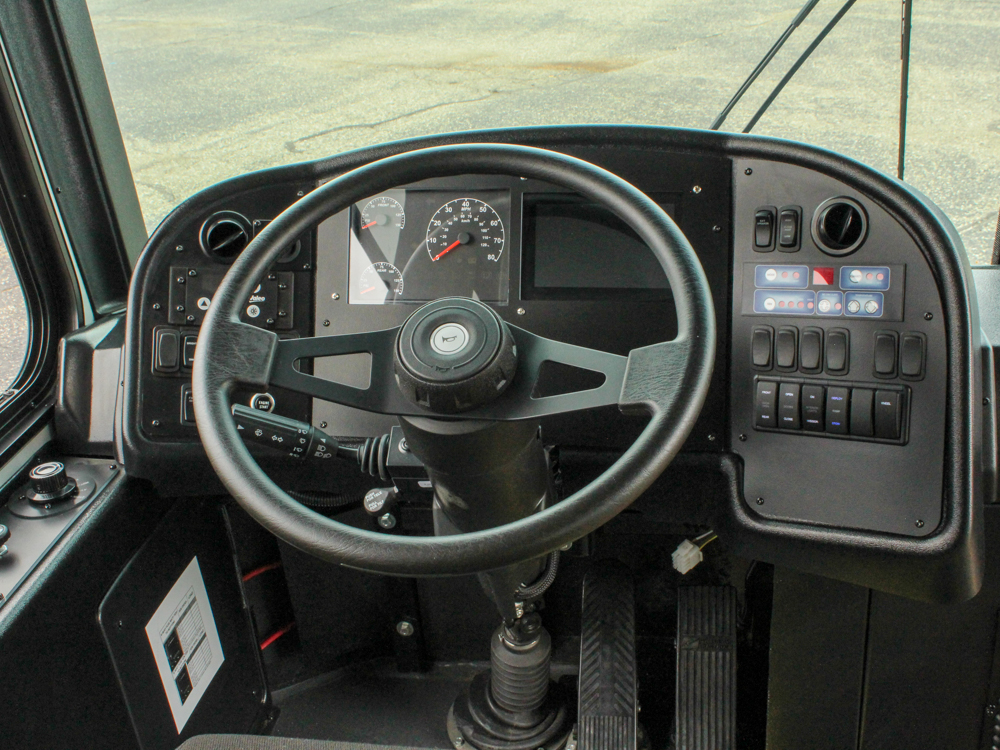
left=578, top=560, right=637, bottom=750
left=675, top=586, right=738, bottom=750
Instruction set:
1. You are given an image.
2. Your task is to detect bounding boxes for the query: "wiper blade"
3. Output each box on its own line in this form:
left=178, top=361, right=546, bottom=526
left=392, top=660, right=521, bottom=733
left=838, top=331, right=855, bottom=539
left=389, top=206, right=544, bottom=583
left=743, top=0, right=858, bottom=134
left=709, top=0, right=822, bottom=131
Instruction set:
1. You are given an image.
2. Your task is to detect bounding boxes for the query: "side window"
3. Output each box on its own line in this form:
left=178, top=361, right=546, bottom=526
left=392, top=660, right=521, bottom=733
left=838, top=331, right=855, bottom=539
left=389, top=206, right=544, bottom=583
left=0, top=230, right=28, bottom=391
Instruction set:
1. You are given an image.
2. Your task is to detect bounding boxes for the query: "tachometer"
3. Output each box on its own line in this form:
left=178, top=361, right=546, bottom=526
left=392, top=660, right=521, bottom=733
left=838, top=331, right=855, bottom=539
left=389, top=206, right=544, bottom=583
left=357, top=262, right=404, bottom=301
left=361, top=196, right=405, bottom=230
left=426, top=198, right=505, bottom=263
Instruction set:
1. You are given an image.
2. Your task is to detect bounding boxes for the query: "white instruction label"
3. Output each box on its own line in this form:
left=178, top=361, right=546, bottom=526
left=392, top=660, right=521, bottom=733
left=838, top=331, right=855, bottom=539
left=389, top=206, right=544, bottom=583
left=145, top=556, right=225, bottom=733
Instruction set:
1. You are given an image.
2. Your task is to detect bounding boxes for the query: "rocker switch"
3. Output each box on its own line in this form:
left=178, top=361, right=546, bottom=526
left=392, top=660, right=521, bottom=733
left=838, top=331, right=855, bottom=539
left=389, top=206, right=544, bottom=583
left=874, top=390, right=902, bottom=439
left=775, top=327, right=797, bottom=369
left=751, top=326, right=773, bottom=369
left=777, top=382, right=801, bottom=429
left=874, top=332, right=898, bottom=377
left=754, top=381, right=778, bottom=428
left=826, top=329, right=849, bottom=374
left=754, top=208, right=775, bottom=250
left=850, top=388, right=875, bottom=437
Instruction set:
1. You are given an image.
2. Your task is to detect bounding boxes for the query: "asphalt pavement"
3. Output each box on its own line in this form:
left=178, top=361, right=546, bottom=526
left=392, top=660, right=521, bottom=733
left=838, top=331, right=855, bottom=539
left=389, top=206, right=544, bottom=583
left=3, top=0, right=1000, bottom=387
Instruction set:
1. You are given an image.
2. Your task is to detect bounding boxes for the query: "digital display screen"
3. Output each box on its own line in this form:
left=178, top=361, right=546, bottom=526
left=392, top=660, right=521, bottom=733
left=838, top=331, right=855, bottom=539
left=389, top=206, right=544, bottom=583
left=348, top=189, right=510, bottom=305
left=521, top=194, right=678, bottom=299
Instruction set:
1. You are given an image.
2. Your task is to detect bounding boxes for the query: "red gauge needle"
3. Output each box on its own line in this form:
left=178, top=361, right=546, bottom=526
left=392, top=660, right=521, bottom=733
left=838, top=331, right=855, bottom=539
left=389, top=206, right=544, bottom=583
left=433, top=238, right=463, bottom=261
left=360, top=285, right=377, bottom=294
left=361, top=221, right=377, bottom=229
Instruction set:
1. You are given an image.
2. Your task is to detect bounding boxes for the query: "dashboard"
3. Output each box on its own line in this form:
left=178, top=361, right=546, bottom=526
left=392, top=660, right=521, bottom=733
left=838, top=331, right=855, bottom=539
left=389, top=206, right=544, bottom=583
left=118, top=126, right=983, bottom=603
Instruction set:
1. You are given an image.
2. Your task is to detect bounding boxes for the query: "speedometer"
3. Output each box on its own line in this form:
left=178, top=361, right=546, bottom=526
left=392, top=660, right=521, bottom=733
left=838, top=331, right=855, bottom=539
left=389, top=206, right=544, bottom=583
left=425, top=198, right=505, bottom=264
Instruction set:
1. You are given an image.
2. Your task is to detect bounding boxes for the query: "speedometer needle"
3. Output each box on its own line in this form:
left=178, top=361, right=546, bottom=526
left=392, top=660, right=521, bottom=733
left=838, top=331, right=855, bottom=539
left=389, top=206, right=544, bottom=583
left=361, top=221, right=377, bottom=229
left=433, top=238, right=463, bottom=261
left=361, top=285, right=377, bottom=294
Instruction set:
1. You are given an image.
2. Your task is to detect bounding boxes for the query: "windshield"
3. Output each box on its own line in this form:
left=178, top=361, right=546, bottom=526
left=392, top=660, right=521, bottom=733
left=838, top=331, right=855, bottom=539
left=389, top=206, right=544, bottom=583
left=88, top=0, right=1000, bottom=264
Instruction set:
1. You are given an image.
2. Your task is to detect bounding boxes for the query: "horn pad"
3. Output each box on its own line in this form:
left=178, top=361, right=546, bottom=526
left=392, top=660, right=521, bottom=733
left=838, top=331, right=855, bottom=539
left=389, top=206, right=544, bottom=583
left=393, top=297, right=518, bottom=414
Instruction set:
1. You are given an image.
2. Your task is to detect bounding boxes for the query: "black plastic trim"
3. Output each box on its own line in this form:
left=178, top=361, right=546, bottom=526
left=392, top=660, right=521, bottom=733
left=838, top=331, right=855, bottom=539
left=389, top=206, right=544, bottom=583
left=121, top=125, right=981, bottom=601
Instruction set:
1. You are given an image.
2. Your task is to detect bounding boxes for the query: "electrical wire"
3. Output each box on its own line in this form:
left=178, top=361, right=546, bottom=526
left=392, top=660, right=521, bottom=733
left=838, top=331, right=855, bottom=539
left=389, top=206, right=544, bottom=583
left=242, top=560, right=283, bottom=583
left=698, top=535, right=719, bottom=550
left=259, top=622, right=296, bottom=651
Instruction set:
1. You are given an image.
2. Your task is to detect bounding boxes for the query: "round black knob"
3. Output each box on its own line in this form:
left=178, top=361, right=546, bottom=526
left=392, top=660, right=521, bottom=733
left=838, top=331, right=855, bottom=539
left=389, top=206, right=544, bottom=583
left=0, top=523, right=9, bottom=546
left=393, top=297, right=517, bottom=414
left=27, top=461, right=77, bottom=504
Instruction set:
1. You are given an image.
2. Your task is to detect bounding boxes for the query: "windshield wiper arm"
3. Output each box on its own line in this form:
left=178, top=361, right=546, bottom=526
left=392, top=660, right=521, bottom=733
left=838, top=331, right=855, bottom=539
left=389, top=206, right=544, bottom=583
left=743, top=0, right=858, bottom=133
left=709, top=0, right=822, bottom=131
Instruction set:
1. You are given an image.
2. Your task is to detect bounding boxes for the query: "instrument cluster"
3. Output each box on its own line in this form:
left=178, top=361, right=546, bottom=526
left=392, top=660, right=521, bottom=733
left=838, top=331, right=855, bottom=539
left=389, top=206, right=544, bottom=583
left=347, top=189, right=511, bottom=306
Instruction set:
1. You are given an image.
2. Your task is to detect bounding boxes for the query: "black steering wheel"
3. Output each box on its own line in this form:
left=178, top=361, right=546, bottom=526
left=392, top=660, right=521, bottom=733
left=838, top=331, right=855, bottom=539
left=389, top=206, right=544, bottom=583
left=192, top=144, right=715, bottom=576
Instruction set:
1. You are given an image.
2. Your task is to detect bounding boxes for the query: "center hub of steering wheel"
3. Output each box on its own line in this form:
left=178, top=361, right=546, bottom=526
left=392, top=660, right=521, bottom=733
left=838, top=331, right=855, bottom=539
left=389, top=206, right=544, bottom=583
left=393, top=297, right=518, bottom=414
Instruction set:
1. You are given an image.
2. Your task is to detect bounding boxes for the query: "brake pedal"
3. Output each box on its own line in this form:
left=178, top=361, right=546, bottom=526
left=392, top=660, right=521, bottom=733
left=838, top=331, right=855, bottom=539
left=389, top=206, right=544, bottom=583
left=578, top=560, right=637, bottom=750
left=675, top=586, right=737, bottom=750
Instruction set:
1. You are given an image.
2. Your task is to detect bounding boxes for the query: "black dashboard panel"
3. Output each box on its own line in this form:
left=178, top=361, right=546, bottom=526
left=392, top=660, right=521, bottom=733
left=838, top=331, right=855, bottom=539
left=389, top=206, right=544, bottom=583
left=118, top=125, right=982, bottom=602
left=729, top=159, right=947, bottom=537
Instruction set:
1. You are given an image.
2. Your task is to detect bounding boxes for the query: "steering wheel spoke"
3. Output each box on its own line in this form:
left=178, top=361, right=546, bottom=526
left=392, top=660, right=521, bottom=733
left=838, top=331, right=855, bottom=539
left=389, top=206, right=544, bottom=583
left=620, top=337, right=694, bottom=417
left=203, top=317, right=279, bottom=388
left=269, top=326, right=409, bottom=413
left=470, top=325, right=628, bottom=419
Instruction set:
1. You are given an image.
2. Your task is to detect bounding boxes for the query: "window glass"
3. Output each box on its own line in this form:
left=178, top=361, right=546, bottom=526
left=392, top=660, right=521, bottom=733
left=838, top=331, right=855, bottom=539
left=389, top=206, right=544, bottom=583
left=0, top=232, right=28, bottom=390
left=88, top=1, right=1000, bottom=263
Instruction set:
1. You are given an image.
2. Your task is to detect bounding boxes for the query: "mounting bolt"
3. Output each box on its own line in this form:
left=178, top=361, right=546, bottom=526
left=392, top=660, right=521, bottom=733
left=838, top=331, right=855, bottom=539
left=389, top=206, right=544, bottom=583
left=707, top=433, right=716, bottom=442
left=152, top=303, right=161, bottom=310
left=517, top=308, right=526, bottom=315
left=175, top=245, right=184, bottom=252
left=739, top=433, right=747, bottom=441
left=109, top=464, right=117, bottom=471
left=151, top=419, right=161, bottom=427
left=692, top=185, right=702, bottom=194
left=323, top=320, right=331, bottom=327
left=187, top=315, right=195, bottom=322
left=176, top=305, right=185, bottom=312
left=331, top=293, right=340, bottom=300
left=378, top=512, right=397, bottom=530
left=713, top=225, right=722, bottom=233
left=176, top=277, right=185, bottom=284
left=396, top=621, right=415, bottom=637
left=916, top=519, right=925, bottom=528
left=320, top=421, right=328, bottom=429
left=297, top=190, right=305, bottom=196
left=924, top=312, right=933, bottom=320
left=303, top=263, right=311, bottom=270
left=399, top=439, right=410, bottom=453
left=756, top=497, right=764, bottom=505
left=188, top=269, right=198, bottom=276
left=117, top=619, right=124, bottom=630
left=745, top=167, right=753, bottom=175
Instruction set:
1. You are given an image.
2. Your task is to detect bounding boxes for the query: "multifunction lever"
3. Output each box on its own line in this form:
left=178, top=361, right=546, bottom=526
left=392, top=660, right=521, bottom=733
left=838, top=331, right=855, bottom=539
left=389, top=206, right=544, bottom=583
left=231, top=404, right=346, bottom=462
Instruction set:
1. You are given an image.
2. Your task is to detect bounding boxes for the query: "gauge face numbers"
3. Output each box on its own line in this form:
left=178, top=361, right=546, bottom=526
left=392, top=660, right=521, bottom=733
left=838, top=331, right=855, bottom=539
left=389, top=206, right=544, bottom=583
left=426, top=198, right=505, bottom=263
left=357, top=262, right=403, bottom=301
left=361, top=196, right=405, bottom=230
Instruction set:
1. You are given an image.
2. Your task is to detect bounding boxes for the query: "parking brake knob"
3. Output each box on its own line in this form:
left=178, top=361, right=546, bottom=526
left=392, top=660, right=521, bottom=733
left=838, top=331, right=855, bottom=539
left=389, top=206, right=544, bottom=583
left=27, top=461, right=77, bottom=504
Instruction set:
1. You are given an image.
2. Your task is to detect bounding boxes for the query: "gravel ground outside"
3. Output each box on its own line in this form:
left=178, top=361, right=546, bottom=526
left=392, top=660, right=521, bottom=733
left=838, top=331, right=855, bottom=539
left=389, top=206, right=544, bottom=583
left=1, top=0, right=999, bottom=367
left=0, top=237, right=28, bottom=390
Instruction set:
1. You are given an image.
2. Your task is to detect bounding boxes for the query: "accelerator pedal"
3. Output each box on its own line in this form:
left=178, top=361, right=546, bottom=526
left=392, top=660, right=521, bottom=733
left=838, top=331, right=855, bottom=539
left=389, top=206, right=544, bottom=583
left=675, top=586, right=737, bottom=750
left=578, top=560, right=638, bottom=750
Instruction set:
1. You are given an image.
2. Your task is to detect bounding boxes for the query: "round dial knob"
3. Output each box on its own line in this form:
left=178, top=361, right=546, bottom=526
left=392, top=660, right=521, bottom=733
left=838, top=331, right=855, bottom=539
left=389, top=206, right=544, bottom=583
left=28, top=461, right=77, bottom=503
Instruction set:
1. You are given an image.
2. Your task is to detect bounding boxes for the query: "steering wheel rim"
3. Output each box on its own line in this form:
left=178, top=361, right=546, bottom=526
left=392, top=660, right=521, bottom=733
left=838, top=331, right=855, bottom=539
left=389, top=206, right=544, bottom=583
left=193, top=143, right=715, bottom=576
